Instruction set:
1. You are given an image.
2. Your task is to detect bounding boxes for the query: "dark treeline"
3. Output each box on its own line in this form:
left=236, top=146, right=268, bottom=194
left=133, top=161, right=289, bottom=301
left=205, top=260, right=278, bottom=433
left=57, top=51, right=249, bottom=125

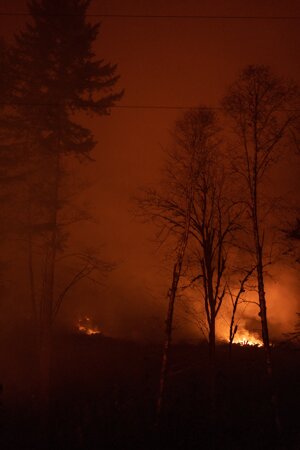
left=0, top=1, right=300, bottom=449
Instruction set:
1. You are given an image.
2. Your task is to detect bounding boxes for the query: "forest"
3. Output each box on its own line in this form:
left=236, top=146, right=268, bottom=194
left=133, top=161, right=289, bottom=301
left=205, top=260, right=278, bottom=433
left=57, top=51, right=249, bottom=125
left=0, top=1, right=300, bottom=449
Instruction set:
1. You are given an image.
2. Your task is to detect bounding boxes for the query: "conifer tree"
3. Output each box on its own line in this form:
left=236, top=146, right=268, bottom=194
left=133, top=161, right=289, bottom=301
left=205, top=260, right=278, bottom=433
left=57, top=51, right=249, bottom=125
left=9, top=0, right=123, bottom=404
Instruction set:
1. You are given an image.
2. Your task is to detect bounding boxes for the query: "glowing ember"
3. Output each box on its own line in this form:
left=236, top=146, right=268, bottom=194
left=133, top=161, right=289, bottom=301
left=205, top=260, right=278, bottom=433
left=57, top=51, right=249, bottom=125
left=77, top=316, right=101, bottom=336
left=234, top=330, right=263, bottom=347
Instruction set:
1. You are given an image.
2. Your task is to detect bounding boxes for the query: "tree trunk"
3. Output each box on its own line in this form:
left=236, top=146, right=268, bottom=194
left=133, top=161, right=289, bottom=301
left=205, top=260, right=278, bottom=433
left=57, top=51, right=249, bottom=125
left=253, top=224, right=283, bottom=439
left=155, top=144, right=197, bottom=427
left=39, top=152, right=60, bottom=409
left=155, top=262, right=180, bottom=425
left=209, top=312, right=217, bottom=448
left=28, top=227, right=37, bottom=327
left=25, top=138, right=38, bottom=331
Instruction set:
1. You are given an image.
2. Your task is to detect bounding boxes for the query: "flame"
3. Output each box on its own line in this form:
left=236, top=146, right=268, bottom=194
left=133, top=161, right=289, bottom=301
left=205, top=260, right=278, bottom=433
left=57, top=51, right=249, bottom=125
left=233, top=330, right=263, bottom=347
left=77, top=316, right=101, bottom=336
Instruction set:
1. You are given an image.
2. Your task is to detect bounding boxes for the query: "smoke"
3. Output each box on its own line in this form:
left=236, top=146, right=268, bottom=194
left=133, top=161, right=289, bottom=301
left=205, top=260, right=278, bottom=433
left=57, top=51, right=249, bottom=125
left=266, top=266, right=300, bottom=337
left=215, top=265, right=300, bottom=343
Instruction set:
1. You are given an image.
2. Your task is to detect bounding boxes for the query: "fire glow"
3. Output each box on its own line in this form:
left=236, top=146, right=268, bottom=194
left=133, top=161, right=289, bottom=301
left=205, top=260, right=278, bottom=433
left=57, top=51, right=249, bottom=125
left=234, top=330, right=263, bottom=347
left=77, top=316, right=101, bottom=336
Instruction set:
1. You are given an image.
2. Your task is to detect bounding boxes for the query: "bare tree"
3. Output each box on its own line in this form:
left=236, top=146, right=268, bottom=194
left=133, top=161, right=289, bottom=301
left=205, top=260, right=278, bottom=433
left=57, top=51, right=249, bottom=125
left=154, top=126, right=197, bottom=425
left=182, top=133, right=241, bottom=427
left=138, top=107, right=240, bottom=427
left=226, top=266, right=256, bottom=357
left=222, top=64, right=300, bottom=438
left=52, top=250, right=114, bottom=320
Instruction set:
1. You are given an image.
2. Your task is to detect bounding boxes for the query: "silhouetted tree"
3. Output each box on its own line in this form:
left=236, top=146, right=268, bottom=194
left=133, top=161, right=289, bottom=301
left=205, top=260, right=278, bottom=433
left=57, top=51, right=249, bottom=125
left=0, top=39, right=24, bottom=272
left=226, top=266, right=256, bottom=357
left=0, top=38, right=10, bottom=222
left=285, top=220, right=300, bottom=343
left=0, top=38, right=16, bottom=213
left=222, top=64, right=299, bottom=438
left=0, top=39, right=10, bottom=103
left=153, top=109, right=200, bottom=425
left=9, top=0, right=123, bottom=405
left=138, top=108, right=240, bottom=427
left=286, top=217, right=300, bottom=263
left=289, top=312, right=300, bottom=342
left=173, top=110, right=240, bottom=427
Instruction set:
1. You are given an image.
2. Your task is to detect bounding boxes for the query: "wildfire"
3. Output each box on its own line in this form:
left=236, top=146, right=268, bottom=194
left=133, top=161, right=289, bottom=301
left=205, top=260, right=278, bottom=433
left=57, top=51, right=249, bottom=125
left=234, top=330, right=263, bottom=347
left=77, top=316, right=101, bottom=336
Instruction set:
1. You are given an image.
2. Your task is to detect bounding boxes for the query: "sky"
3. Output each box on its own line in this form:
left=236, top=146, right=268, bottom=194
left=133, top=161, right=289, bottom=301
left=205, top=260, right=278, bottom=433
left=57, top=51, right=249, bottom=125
left=1, top=0, right=300, bottom=340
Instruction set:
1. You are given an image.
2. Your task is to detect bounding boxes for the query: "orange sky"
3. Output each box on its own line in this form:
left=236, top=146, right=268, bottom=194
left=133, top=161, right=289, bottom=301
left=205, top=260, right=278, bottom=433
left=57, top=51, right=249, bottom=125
left=1, top=0, right=300, bottom=340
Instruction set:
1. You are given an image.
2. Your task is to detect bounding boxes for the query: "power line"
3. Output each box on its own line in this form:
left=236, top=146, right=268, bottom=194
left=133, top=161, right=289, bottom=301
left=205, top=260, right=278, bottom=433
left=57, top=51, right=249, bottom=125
left=0, top=102, right=218, bottom=110
left=113, top=104, right=222, bottom=111
left=0, top=102, right=299, bottom=112
left=0, top=12, right=300, bottom=20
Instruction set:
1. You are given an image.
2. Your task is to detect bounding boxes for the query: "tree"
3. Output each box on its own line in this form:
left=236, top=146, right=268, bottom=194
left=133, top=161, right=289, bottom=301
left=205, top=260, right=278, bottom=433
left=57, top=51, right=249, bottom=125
left=226, top=266, right=256, bottom=356
left=0, top=39, right=25, bottom=284
left=286, top=312, right=300, bottom=344
left=0, top=38, right=11, bottom=222
left=222, top=64, right=299, bottom=438
left=138, top=108, right=240, bottom=426
left=0, top=38, right=12, bottom=104
left=174, top=110, right=240, bottom=427
left=153, top=110, right=199, bottom=425
left=9, top=0, right=123, bottom=405
left=0, top=38, right=18, bottom=217
left=285, top=219, right=300, bottom=345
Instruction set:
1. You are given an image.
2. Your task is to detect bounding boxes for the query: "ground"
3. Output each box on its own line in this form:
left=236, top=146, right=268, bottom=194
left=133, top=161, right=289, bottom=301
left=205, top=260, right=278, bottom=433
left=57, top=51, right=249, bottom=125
left=0, top=332, right=299, bottom=449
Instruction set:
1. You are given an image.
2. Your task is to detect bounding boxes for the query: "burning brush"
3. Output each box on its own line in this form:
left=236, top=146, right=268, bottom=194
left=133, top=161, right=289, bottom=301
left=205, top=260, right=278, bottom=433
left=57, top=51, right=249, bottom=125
left=77, top=316, right=101, bottom=336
